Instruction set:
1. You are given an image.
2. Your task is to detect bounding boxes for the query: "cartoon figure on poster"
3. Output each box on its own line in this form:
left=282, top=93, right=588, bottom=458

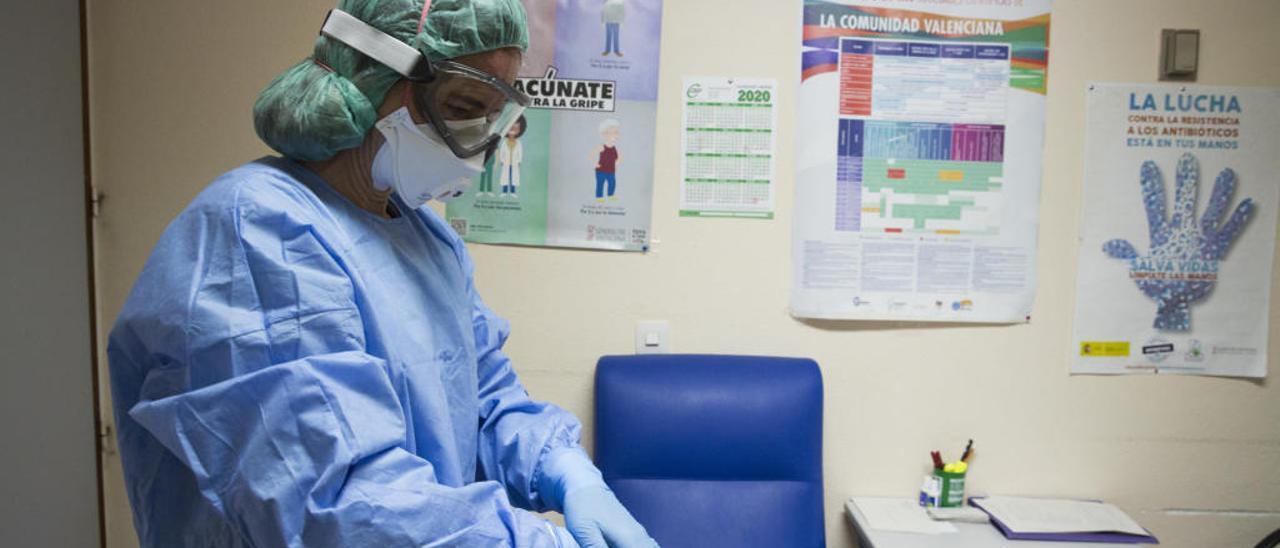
left=554, top=0, right=662, bottom=95
left=592, top=118, right=622, bottom=202
left=497, top=115, right=527, bottom=198
left=1101, top=153, right=1256, bottom=331
left=477, top=154, right=498, bottom=197
left=602, top=0, right=626, bottom=56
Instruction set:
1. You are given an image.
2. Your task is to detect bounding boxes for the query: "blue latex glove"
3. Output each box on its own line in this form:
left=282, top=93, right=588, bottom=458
left=1102, top=153, right=1255, bottom=331
left=540, top=448, right=659, bottom=548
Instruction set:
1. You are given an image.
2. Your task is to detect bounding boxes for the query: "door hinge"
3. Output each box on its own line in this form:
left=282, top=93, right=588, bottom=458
left=90, top=190, right=104, bottom=218
left=97, top=421, right=116, bottom=456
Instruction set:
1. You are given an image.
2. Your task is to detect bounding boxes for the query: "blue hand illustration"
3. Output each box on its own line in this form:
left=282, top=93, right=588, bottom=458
left=1102, top=153, right=1255, bottom=331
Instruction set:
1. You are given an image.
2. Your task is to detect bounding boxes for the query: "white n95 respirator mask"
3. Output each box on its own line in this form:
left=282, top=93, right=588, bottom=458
left=371, top=107, right=487, bottom=207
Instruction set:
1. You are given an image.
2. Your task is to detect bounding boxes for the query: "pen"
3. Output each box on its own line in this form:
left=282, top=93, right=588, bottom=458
left=961, top=439, right=974, bottom=462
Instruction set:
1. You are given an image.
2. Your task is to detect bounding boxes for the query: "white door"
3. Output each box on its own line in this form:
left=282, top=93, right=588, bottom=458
left=0, top=1, right=102, bottom=546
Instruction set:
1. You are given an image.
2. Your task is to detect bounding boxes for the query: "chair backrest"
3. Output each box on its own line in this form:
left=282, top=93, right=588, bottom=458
left=595, top=354, right=826, bottom=548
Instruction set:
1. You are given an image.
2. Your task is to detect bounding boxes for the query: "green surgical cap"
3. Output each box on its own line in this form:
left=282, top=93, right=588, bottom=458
left=254, top=0, right=529, bottom=162
left=416, top=0, right=529, bottom=61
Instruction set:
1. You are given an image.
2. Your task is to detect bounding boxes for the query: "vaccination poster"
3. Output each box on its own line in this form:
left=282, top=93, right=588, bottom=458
left=446, top=0, right=662, bottom=252
left=791, top=0, right=1051, bottom=322
left=1072, top=84, right=1279, bottom=378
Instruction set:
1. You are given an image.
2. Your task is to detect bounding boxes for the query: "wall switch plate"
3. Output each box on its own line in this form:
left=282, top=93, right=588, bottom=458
left=634, top=321, right=670, bottom=354
left=1160, top=29, right=1199, bottom=81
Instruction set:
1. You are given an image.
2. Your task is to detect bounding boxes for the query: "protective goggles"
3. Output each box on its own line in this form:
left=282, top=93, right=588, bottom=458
left=320, top=8, right=530, bottom=158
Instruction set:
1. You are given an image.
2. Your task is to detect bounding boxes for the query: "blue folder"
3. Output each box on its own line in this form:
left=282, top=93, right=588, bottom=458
left=970, top=497, right=1160, bottom=544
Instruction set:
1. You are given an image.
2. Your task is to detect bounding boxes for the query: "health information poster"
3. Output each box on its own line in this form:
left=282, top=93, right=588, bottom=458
left=447, top=0, right=662, bottom=252
left=791, top=0, right=1051, bottom=322
left=680, top=77, right=778, bottom=219
left=1072, top=84, right=1279, bottom=378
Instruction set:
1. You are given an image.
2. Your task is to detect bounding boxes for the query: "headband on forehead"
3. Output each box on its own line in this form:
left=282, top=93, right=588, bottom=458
left=320, top=8, right=435, bottom=82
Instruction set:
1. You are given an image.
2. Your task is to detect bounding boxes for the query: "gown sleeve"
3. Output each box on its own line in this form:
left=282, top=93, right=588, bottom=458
left=442, top=223, right=589, bottom=512
left=108, top=176, right=576, bottom=548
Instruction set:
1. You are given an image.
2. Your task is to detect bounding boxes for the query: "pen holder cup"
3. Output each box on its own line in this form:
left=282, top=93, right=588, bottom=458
left=933, top=469, right=966, bottom=507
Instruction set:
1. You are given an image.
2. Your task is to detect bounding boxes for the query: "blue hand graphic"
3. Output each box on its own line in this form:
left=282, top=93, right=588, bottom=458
left=1102, top=153, right=1255, bottom=331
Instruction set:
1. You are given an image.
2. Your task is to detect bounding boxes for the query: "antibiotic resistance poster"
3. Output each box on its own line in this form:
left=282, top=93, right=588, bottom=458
left=1073, top=84, right=1279, bottom=377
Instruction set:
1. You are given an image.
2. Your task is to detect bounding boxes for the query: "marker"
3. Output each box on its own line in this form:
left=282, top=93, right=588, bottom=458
left=931, top=451, right=944, bottom=470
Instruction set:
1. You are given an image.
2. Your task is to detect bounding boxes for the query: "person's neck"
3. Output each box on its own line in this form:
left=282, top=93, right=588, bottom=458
left=303, top=139, right=395, bottom=219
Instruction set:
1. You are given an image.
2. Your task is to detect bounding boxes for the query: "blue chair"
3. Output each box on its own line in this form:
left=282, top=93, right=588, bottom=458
left=594, top=354, right=826, bottom=548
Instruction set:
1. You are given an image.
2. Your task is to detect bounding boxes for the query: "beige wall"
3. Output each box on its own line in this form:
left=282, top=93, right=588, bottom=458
left=88, top=1, right=1280, bottom=547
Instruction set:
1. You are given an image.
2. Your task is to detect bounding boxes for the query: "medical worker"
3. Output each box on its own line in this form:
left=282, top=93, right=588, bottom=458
left=107, top=1, right=657, bottom=547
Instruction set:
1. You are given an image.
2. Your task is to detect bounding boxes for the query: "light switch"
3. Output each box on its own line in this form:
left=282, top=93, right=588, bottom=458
left=634, top=321, right=669, bottom=354
left=1172, top=32, right=1198, bottom=72
left=1160, top=29, right=1199, bottom=81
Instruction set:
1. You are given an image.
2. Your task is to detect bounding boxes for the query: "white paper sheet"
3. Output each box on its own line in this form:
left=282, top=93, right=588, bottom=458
left=974, top=496, right=1147, bottom=535
left=851, top=497, right=957, bottom=534
left=926, top=505, right=991, bottom=523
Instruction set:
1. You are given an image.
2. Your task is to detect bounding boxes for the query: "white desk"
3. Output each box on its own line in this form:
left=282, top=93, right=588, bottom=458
left=845, top=500, right=1142, bottom=548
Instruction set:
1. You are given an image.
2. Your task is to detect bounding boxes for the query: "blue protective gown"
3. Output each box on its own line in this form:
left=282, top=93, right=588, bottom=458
left=108, top=157, right=581, bottom=547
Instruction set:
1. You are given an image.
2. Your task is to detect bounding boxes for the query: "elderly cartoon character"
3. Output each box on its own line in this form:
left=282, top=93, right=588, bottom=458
left=592, top=118, right=622, bottom=202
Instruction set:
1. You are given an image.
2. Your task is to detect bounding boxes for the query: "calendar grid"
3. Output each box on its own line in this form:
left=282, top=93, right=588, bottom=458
left=680, top=78, right=777, bottom=218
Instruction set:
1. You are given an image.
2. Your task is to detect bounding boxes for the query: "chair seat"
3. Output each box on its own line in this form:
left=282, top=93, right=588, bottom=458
left=609, top=478, right=826, bottom=548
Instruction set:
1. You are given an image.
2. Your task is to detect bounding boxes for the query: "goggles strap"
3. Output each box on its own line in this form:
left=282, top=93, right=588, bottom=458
left=320, top=9, right=432, bottom=81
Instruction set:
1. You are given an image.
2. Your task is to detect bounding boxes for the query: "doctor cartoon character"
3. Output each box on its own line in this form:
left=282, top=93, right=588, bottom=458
left=601, top=0, right=625, bottom=56
left=498, top=115, right=526, bottom=198
left=592, top=118, right=622, bottom=202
